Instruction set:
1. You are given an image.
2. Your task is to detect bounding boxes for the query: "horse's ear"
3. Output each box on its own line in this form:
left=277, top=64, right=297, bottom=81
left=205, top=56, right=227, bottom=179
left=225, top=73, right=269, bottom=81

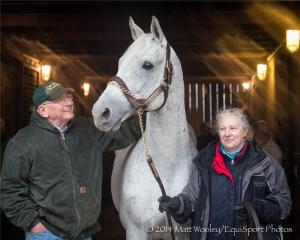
left=150, top=16, right=166, bottom=43
left=129, top=16, right=144, bottom=40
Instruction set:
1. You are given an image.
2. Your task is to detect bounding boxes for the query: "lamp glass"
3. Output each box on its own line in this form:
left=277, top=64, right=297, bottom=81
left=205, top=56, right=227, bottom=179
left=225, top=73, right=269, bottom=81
left=41, top=65, right=51, bottom=81
left=83, top=83, right=90, bottom=96
left=242, top=81, right=251, bottom=91
left=257, top=64, right=267, bottom=81
left=286, top=30, right=300, bottom=53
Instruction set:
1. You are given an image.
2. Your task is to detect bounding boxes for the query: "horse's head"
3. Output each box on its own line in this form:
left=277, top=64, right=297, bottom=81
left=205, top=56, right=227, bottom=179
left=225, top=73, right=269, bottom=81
left=92, top=16, right=172, bottom=131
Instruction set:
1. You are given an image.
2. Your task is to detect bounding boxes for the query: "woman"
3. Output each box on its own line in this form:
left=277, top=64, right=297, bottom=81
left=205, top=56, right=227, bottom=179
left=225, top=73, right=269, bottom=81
left=159, top=108, right=291, bottom=240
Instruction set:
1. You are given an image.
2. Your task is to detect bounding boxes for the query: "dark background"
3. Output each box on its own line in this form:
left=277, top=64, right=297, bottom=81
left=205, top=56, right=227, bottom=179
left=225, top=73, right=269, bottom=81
left=1, top=1, right=300, bottom=239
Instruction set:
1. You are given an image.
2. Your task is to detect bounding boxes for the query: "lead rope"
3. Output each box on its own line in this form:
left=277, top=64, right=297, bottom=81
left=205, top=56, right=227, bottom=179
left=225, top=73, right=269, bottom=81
left=108, top=80, right=175, bottom=239
left=136, top=108, right=176, bottom=240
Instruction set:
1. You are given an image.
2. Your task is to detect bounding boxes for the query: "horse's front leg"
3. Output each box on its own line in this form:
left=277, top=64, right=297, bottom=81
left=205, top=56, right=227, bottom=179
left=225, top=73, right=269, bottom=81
left=126, top=223, right=150, bottom=240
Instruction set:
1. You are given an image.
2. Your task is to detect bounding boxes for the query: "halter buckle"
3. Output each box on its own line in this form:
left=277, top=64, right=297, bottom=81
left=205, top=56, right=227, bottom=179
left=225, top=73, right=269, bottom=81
left=136, top=107, right=144, bottom=115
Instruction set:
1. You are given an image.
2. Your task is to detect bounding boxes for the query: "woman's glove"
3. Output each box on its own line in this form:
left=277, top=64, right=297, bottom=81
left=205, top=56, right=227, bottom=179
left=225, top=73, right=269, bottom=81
left=234, top=199, right=265, bottom=223
left=234, top=204, right=249, bottom=222
left=158, top=195, right=181, bottom=213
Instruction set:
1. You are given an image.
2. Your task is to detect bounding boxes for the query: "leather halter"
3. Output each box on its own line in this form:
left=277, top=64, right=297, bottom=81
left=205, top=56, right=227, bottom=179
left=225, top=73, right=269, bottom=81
left=108, top=43, right=173, bottom=112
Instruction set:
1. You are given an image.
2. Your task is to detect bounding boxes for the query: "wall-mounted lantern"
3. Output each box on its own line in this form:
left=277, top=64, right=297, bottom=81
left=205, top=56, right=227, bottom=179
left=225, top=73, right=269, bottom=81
left=82, top=82, right=90, bottom=96
left=242, top=81, right=251, bottom=91
left=286, top=30, right=300, bottom=53
left=41, top=65, right=51, bottom=81
left=256, top=64, right=267, bottom=81
left=255, top=30, right=299, bottom=83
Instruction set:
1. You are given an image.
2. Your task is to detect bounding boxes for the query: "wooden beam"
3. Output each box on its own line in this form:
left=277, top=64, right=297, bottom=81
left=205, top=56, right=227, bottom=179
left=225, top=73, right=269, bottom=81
left=1, top=10, right=295, bottom=27
left=37, top=51, right=268, bottom=61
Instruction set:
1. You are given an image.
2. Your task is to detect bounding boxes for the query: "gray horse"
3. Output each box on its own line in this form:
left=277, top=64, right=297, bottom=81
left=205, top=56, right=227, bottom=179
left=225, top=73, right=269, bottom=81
left=92, top=16, right=197, bottom=240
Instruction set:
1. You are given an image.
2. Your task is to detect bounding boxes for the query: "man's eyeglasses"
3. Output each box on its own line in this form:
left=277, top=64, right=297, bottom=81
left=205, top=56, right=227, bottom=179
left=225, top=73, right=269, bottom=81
left=55, top=93, right=73, bottom=102
left=42, top=93, right=73, bottom=106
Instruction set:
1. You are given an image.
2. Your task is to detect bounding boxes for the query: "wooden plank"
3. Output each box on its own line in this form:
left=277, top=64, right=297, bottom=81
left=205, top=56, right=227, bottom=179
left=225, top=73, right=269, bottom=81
left=193, top=83, right=201, bottom=136
left=211, top=83, right=217, bottom=122
left=190, top=83, right=197, bottom=134
left=196, top=83, right=203, bottom=133
left=225, top=83, right=231, bottom=108
left=204, top=83, right=210, bottom=124
left=232, top=83, right=238, bottom=108
left=218, top=82, right=224, bottom=111
left=184, top=83, right=191, bottom=123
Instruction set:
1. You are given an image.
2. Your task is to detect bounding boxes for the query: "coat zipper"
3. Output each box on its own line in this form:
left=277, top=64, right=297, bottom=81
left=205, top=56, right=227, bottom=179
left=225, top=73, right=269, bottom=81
left=61, top=132, right=81, bottom=232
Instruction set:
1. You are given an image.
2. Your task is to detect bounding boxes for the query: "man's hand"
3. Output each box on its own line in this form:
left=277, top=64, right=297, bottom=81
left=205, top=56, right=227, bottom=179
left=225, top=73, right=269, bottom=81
left=158, top=195, right=181, bottom=213
left=30, top=222, right=47, bottom=233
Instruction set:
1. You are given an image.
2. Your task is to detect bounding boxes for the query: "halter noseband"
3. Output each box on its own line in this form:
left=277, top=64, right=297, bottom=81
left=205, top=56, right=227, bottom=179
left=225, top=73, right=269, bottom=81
left=107, top=43, right=173, bottom=112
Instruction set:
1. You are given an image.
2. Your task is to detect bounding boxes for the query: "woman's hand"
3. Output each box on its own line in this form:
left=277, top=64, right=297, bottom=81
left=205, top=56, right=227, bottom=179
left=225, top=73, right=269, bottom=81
left=158, top=195, right=181, bottom=213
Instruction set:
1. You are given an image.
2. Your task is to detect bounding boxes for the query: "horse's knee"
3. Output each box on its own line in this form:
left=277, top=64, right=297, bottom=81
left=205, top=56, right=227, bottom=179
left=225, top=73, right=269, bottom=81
left=126, top=224, right=150, bottom=240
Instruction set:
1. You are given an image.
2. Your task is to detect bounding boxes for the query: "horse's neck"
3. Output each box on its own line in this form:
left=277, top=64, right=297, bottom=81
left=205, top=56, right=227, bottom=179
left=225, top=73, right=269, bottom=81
left=145, top=66, right=191, bottom=168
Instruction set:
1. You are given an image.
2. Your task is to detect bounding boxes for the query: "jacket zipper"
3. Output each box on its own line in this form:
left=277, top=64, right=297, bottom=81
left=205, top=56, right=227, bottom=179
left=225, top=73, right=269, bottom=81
left=61, top=132, right=81, bottom=232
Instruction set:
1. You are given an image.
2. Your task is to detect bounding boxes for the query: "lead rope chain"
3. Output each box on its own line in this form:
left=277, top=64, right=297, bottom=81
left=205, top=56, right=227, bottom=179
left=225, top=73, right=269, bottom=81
left=108, top=81, right=176, bottom=240
left=108, top=81, right=137, bottom=99
left=136, top=108, right=176, bottom=240
left=136, top=108, right=150, bottom=158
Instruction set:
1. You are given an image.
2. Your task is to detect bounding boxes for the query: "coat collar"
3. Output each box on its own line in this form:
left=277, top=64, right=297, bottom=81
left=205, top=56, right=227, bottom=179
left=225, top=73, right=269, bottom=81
left=193, top=140, right=266, bottom=186
left=30, top=111, right=75, bottom=134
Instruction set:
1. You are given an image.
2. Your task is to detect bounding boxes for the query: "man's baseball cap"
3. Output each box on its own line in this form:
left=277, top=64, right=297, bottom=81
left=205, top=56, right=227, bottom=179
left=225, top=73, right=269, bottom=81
left=33, top=81, right=74, bottom=108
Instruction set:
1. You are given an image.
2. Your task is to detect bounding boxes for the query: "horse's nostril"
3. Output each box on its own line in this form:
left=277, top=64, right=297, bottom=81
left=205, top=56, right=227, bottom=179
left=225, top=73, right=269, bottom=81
left=101, top=108, right=111, bottom=123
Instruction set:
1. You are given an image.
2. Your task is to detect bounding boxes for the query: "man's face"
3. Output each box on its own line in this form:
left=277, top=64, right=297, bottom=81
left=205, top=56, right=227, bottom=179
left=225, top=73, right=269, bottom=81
left=41, top=92, right=74, bottom=127
left=254, top=130, right=268, bottom=145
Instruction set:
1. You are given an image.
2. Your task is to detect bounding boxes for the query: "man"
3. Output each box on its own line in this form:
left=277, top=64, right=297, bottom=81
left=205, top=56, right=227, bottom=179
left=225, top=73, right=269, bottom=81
left=253, top=120, right=283, bottom=165
left=1, top=118, right=25, bottom=240
left=0, top=81, right=142, bottom=240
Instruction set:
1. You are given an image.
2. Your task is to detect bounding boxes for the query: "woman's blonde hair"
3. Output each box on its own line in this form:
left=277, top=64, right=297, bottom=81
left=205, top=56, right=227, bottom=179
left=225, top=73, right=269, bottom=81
left=214, top=108, right=253, bottom=140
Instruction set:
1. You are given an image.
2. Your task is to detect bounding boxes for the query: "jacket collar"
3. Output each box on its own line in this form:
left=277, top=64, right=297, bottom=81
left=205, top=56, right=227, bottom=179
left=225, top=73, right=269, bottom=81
left=30, top=111, right=75, bottom=134
left=212, top=142, right=248, bottom=185
left=193, top=139, right=217, bottom=170
left=245, top=141, right=267, bottom=169
left=193, top=140, right=218, bottom=191
left=193, top=140, right=266, bottom=186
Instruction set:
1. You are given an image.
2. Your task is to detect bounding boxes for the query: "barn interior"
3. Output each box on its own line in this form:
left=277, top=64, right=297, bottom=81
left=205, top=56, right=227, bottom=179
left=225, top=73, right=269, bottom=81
left=1, top=1, right=300, bottom=239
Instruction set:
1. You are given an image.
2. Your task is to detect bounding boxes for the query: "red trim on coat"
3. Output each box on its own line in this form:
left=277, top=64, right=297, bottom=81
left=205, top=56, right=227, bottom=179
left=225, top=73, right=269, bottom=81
left=212, top=142, right=248, bottom=186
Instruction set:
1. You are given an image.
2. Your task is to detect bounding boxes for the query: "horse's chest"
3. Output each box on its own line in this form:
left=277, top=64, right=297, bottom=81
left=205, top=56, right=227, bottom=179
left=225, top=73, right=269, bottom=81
left=123, top=158, right=159, bottom=189
left=121, top=154, right=167, bottom=197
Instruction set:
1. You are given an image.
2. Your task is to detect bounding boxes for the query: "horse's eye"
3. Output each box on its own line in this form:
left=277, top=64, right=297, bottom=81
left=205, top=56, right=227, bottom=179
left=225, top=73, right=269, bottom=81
left=142, top=61, right=153, bottom=70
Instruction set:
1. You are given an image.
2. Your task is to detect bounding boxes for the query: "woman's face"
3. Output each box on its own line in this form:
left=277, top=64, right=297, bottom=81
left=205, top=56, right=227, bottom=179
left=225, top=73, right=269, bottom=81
left=218, top=114, right=248, bottom=152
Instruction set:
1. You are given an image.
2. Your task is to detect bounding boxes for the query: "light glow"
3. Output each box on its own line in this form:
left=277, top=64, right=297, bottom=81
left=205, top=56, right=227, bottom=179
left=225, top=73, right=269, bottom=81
left=83, top=83, right=90, bottom=96
left=242, top=81, right=251, bottom=91
left=286, top=30, right=300, bottom=53
left=41, top=65, right=51, bottom=81
left=257, top=64, right=267, bottom=81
